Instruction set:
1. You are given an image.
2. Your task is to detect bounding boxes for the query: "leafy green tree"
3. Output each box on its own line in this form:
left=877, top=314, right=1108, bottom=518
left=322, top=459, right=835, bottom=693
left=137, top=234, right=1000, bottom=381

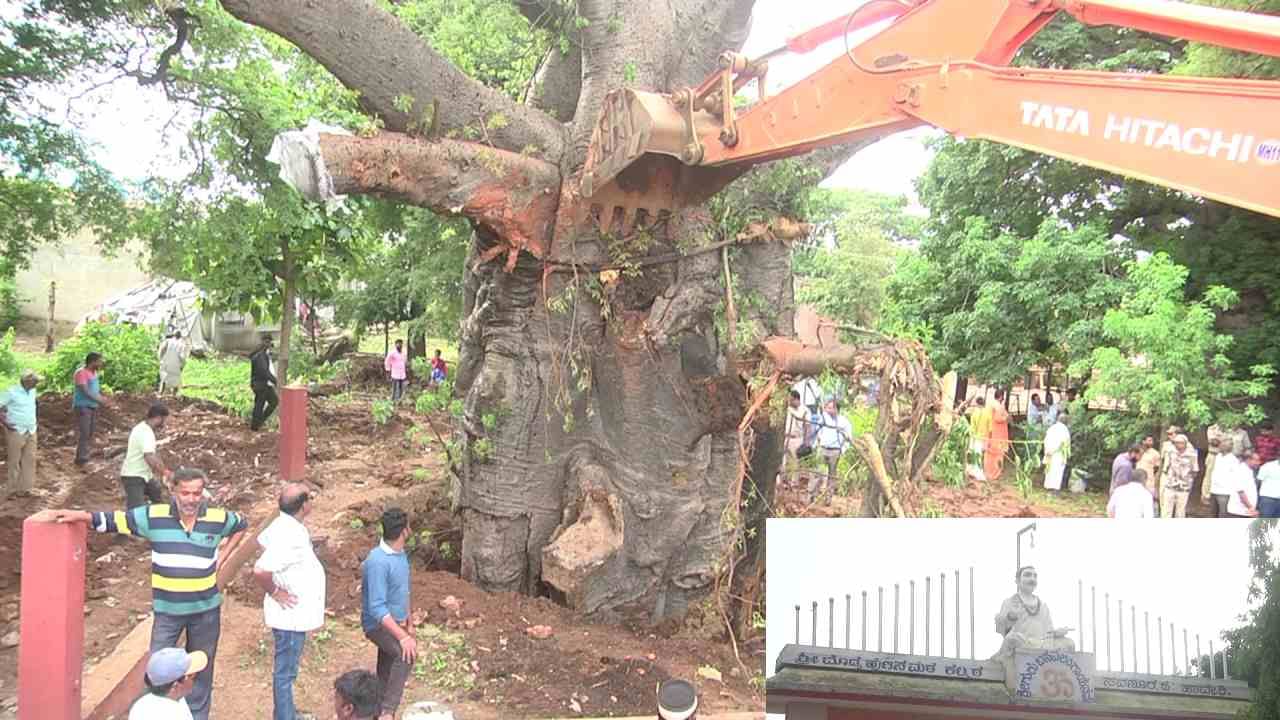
left=1224, top=519, right=1280, bottom=720
left=0, top=2, right=134, bottom=325
left=1069, top=254, right=1273, bottom=446
left=885, top=218, right=1128, bottom=385
left=140, top=186, right=377, bottom=383
left=794, top=190, right=914, bottom=330
left=912, top=5, right=1280, bottom=392
left=335, top=208, right=470, bottom=352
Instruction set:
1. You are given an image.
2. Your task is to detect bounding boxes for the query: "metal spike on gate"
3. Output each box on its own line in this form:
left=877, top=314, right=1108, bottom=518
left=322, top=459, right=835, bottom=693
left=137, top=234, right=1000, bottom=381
left=954, top=570, right=960, bottom=658
left=969, top=568, right=976, bottom=660
left=862, top=591, right=868, bottom=651
left=878, top=587, right=884, bottom=653
left=845, top=594, right=851, bottom=649
left=829, top=598, right=835, bottom=648
left=893, top=584, right=900, bottom=654
left=811, top=601, right=817, bottom=646
left=925, top=577, right=932, bottom=656
left=910, top=580, right=916, bottom=655
left=1118, top=599, right=1125, bottom=672
left=1106, top=593, right=1112, bottom=671
left=1159, top=617, right=1165, bottom=675
left=1131, top=606, right=1137, bottom=672
left=1091, top=586, right=1098, bottom=656
left=940, top=573, right=946, bottom=658
left=1145, top=611, right=1152, bottom=674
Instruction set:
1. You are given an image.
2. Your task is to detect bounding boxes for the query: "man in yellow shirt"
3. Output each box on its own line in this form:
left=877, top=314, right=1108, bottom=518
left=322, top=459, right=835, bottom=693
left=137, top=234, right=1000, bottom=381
left=968, top=396, right=992, bottom=482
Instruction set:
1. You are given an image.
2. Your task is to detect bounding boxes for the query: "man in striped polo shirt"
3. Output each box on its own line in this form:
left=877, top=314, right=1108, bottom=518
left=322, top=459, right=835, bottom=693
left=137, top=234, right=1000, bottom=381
left=41, top=468, right=248, bottom=720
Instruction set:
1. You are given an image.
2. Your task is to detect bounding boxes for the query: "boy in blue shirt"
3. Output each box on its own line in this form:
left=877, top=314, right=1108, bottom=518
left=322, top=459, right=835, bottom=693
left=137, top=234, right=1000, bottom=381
left=361, top=507, right=415, bottom=718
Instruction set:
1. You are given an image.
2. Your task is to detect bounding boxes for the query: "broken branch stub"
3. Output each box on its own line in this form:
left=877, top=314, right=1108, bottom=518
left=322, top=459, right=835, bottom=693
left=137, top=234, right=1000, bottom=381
left=757, top=335, right=950, bottom=517
left=319, top=132, right=561, bottom=261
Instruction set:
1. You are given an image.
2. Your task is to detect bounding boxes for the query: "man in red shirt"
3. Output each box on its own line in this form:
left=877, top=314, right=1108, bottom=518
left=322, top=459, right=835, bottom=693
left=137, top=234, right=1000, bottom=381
left=1256, top=422, right=1280, bottom=464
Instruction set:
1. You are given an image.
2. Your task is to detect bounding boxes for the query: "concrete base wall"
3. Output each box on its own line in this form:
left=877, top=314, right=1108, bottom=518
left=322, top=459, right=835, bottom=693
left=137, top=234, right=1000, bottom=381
left=14, top=229, right=151, bottom=325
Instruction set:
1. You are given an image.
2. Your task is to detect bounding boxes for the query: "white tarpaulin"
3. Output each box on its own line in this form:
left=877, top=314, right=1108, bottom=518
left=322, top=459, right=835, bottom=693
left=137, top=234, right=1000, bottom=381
left=78, top=279, right=209, bottom=352
left=267, top=120, right=352, bottom=204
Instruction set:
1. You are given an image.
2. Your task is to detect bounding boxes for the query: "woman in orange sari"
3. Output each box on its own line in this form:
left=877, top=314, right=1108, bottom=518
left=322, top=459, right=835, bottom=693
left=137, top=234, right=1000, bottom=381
left=984, top=388, right=1011, bottom=482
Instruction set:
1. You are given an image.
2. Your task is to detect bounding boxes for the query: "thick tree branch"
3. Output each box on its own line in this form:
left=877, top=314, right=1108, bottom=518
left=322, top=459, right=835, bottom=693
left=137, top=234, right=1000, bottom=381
left=136, top=8, right=198, bottom=87
left=528, top=44, right=582, bottom=124
left=320, top=133, right=561, bottom=260
left=219, top=0, right=567, bottom=158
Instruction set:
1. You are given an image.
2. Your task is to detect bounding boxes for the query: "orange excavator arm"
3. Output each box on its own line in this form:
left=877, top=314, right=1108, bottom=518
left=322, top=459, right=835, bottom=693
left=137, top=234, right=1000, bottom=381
left=578, top=0, right=1280, bottom=230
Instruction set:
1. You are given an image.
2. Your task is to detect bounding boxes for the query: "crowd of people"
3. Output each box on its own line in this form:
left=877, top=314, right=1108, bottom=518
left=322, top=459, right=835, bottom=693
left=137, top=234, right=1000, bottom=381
left=0, top=331, right=459, bottom=502
left=32, top=474, right=418, bottom=720
left=781, top=376, right=864, bottom=505
left=1105, top=422, right=1280, bottom=519
left=0, top=332, right=448, bottom=718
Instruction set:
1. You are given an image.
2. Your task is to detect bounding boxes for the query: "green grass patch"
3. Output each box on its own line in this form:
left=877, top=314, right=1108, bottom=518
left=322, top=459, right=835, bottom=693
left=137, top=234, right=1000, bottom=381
left=1024, top=485, right=1108, bottom=516
left=412, top=624, right=476, bottom=692
left=181, top=355, right=253, bottom=419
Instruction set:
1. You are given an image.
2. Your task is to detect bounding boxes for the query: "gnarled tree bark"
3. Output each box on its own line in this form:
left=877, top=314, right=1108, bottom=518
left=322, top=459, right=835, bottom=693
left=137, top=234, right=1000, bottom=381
left=222, top=0, right=876, bottom=623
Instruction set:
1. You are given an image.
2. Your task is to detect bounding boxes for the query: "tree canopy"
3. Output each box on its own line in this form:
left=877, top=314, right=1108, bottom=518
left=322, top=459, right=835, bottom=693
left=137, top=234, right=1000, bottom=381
left=886, top=3, right=1279, bottom=441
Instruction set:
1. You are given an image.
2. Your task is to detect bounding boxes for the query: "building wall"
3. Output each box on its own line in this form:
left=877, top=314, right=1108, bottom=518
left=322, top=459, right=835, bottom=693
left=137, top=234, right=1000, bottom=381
left=14, top=227, right=151, bottom=326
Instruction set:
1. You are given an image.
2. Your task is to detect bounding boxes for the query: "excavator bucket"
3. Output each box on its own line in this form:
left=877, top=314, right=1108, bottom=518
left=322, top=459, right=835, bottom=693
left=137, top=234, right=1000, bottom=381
left=578, top=89, right=745, bottom=233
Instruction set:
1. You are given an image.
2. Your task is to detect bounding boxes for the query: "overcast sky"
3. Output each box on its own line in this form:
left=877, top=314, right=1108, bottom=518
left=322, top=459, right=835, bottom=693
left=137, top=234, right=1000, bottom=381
left=767, top=519, right=1262, bottom=684
left=59, top=0, right=935, bottom=202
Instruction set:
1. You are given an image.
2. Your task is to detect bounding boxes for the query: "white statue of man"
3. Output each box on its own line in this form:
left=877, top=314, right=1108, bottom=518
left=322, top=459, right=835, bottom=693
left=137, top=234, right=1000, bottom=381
left=993, top=566, right=1075, bottom=661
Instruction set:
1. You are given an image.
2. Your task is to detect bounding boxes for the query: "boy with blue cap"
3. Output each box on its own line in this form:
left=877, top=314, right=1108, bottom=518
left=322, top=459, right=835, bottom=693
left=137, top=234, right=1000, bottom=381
left=129, top=647, right=208, bottom=719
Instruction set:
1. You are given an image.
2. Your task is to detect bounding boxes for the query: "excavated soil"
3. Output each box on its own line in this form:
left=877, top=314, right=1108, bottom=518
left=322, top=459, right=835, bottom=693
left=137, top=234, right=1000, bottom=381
left=0, top=388, right=761, bottom=718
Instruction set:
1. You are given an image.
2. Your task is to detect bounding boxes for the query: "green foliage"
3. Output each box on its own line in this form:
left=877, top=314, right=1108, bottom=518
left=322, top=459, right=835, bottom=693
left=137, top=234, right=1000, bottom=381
left=0, top=279, right=21, bottom=332
left=415, top=380, right=462, bottom=417
left=335, top=207, right=469, bottom=346
left=932, top=416, right=971, bottom=488
left=181, top=355, right=253, bottom=419
left=886, top=217, right=1127, bottom=384
left=470, top=436, right=493, bottom=463
left=0, top=3, right=134, bottom=292
left=0, top=330, right=19, bottom=382
left=1223, top=520, right=1280, bottom=718
left=710, top=158, right=835, bottom=245
left=386, top=0, right=547, bottom=103
left=794, top=190, right=914, bottom=329
left=43, top=322, right=158, bottom=393
left=910, top=5, right=1280, bottom=393
left=1069, top=254, right=1274, bottom=447
left=371, top=399, right=395, bottom=426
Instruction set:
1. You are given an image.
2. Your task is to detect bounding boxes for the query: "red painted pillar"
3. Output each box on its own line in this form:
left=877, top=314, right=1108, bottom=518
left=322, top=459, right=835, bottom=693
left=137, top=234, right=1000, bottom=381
left=278, top=385, right=308, bottom=481
left=18, top=517, right=86, bottom=720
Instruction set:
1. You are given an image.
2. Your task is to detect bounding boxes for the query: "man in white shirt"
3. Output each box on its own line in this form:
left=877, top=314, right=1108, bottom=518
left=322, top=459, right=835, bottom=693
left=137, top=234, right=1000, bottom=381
left=1042, top=410, right=1070, bottom=492
left=254, top=483, right=327, bottom=720
left=157, top=332, right=189, bottom=395
left=809, top=399, right=854, bottom=506
left=129, top=647, right=207, bottom=719
left=121, top=404, right=173, bottom=509
left=782, top=390, right=814, bottom=488
left=1107, top=469, right=1154, bottom=519
left=792, top=377, right=823, bottom=413
left=1207, top=437, right=1240, bottom=518
left=1258, top=457, right=1280, bottom=518
left=1227, top=452, right=1262, bottom=518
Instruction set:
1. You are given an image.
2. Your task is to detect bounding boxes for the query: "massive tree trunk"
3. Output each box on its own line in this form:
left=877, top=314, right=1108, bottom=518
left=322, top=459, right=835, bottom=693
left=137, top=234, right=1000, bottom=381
left=222, top=0, right=857, bottom=624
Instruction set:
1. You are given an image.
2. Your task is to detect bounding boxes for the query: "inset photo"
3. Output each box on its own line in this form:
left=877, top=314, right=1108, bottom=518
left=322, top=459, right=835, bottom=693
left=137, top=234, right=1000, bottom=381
left=765, top=518, right=1274, bottom=719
